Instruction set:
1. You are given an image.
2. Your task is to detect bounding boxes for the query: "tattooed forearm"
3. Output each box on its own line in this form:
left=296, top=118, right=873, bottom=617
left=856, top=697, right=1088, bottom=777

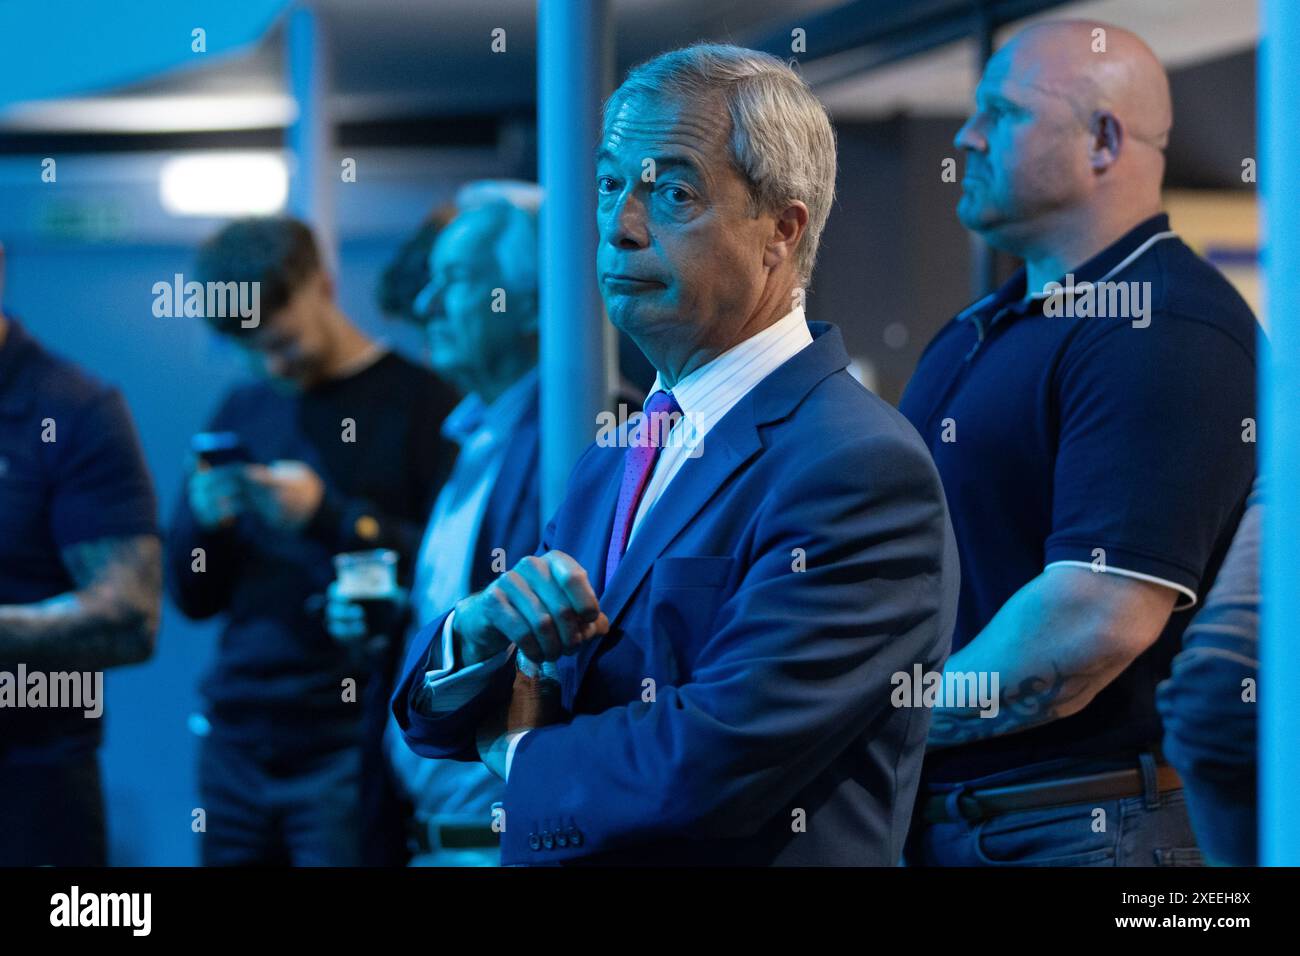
left=0, top=534, right=162, bottom=670
left=926, top=663, right=1097, bottom=750
left=924, top=566, right=1178, bottom=752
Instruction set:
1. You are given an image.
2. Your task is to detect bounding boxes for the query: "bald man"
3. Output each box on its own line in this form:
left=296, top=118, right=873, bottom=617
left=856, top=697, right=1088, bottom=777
left=899, top=21, right=1258, bottom=866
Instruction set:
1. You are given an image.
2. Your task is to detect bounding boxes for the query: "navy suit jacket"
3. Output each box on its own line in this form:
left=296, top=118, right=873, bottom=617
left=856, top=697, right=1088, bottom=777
left=465, top=388, right=541, bottom=596
left=392, top=323, right=958, bottom=865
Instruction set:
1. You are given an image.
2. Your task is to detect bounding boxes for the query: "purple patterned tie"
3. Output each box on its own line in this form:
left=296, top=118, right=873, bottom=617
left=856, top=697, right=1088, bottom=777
left=604, top=389, right=682, bottom=583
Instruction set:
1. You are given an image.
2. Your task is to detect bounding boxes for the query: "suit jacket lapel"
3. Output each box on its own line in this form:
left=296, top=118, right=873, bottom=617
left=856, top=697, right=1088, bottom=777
left=568, top=321, right=851, bottom=695
left=599, top=410, right=761, bottom=624
left=470, top=399, right=540, bottom=593
left=563, top=450, right=624, bottom=699
left=570, top=402, right=763, bottom=690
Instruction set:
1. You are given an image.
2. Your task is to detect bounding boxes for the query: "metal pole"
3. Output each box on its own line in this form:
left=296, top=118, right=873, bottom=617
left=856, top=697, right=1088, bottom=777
left=285, top=4, right=336, bottom=266
left=538, top=0, right=615, bottom=520
left=1259, top=0, right=1300, bottom=867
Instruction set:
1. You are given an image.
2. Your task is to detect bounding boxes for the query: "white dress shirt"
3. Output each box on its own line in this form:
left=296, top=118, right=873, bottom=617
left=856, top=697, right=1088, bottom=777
left=415, top=306, right=814, bottom=778
left=385, top=368, right=536, bottom=815
left=629, top=303, right=813, bottom=538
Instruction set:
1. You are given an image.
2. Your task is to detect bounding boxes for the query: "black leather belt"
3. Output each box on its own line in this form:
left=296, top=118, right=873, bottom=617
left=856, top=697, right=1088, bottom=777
left=922, top=764, right=1183, bottom=825
left=406, top=817, right=500, bottom=853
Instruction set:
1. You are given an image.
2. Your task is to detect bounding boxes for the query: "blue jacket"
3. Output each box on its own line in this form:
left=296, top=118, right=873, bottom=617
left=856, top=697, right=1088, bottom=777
left=465, top=388, right=541, bottom=596
left=1158, top=478, right=1262, bottom=866
left=393, top=323, right=959, bottom=865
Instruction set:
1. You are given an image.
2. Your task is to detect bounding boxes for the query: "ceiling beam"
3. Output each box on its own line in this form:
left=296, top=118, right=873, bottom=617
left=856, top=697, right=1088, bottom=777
left=743, top=0, right=1072, bottom=87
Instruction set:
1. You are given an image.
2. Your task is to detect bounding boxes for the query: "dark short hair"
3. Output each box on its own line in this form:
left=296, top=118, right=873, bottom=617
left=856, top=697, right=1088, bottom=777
left=377, top=203, right=457, bottom=322
left=194, top=216, right=322, bottom=336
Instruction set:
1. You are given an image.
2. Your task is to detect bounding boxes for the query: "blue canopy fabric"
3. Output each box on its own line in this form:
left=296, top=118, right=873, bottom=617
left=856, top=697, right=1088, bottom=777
left=0, top=0, right=290, bottom=110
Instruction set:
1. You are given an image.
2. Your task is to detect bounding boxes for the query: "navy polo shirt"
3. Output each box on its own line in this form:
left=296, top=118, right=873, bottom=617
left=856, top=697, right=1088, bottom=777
left=0, top=317, right=158, bottom=752
left=899, top=214, right=1258, bottom=782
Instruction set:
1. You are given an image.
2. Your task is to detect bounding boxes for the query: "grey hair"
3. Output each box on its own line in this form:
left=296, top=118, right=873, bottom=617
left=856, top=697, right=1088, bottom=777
left=457, top=179, right=543, bottom=215
left=451, top=180, right=541, bottom=298
left=604, top=43, right=837, bottom=285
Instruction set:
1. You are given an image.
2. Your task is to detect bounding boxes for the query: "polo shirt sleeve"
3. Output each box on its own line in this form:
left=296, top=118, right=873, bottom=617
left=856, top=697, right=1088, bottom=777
left=48, top=387, right=159, bottom=549
left=1043, top=314, right=1255, bottom=609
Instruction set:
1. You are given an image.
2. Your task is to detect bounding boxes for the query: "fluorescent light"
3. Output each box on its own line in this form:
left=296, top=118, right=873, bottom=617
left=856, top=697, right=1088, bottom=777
left=159, top=152, right=288, bottom=217
left=0, top=95, right=296, bottom=133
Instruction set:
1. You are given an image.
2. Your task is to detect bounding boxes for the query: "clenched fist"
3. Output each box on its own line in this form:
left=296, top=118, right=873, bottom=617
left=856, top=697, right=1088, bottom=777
left=453, top=550, right=609, bottom=668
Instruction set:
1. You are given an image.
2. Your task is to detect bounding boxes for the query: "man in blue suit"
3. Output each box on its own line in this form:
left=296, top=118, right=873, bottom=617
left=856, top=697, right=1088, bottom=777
left=393, top=44, right=959, bottom=865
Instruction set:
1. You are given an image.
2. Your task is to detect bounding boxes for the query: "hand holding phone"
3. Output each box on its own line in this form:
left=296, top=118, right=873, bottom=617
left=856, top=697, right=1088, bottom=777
left=191, top=431, right=251, bottom=468
left=188, top=432, right=251, bottom=530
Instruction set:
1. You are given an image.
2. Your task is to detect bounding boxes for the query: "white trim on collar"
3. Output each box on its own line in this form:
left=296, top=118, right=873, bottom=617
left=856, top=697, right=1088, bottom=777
left=958, top=230, right=1180, bottom=319
left=1027, top=231, right=1179, bottom=300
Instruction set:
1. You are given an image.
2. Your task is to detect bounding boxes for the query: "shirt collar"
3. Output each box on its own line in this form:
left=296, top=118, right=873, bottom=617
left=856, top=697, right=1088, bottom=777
left=959, top=213, right=1174, bottom=323
left=442, top=365, right=538, bottom=448
left=646, top=305, right=813, bottom=419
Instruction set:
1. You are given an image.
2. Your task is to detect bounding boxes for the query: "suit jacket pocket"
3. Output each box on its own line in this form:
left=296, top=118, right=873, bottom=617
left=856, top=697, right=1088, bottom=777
left=649, top=557, right=736, bottom=678
left=651, top=556, right=735, bottom=590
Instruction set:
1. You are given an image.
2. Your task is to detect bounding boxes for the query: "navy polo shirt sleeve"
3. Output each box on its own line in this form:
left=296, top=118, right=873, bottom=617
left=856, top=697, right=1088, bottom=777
left=48, top=387, right=158, bottom=550
left=1044, top=314, right=1255, bottom=608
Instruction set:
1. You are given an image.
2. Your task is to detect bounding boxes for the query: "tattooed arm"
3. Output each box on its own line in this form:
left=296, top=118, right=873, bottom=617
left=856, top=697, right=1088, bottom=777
left=0, top=534, right=162, bottom=671
left=927, top=564, right=1176, bottom=749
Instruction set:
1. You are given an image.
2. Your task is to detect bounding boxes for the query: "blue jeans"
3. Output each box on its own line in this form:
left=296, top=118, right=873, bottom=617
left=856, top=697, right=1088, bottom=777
left=198, top=730, right=363, bottom=866
left=910, top=753, right=1204, bottom=867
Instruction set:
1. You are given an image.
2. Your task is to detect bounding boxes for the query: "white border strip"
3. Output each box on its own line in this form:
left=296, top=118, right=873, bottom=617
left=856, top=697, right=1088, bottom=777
left=1045, top=559, right=1198, bottom=610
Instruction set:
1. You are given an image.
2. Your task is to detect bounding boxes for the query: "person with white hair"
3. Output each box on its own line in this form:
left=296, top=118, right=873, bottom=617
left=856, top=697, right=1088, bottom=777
left=328, top=182, right=545, bottom=865
left=391, top=44, right=959, bottom=866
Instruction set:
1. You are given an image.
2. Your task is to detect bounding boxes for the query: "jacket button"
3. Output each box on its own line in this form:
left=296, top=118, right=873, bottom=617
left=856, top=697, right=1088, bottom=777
left=542, top=829, right=555, bottom=849
left=528, top=832, right=540, bottom=851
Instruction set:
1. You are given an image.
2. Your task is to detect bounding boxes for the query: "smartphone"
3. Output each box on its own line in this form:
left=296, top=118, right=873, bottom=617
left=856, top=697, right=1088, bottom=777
left=191, top=431, right=252, bottom=468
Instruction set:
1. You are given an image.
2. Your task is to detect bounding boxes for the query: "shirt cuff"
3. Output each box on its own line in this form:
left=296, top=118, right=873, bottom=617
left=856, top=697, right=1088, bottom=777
left=504, top=730, right=529, bottom=780
left=414, top=611, right=512, bottom=715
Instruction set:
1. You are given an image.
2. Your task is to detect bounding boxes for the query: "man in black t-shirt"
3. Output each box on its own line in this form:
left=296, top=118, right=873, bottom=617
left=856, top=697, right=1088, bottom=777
left=899, top=23, right=1256, bottom=866
left=0, top=243, right=162, bottom=866
left=165, top=218, right=459, bottom=866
